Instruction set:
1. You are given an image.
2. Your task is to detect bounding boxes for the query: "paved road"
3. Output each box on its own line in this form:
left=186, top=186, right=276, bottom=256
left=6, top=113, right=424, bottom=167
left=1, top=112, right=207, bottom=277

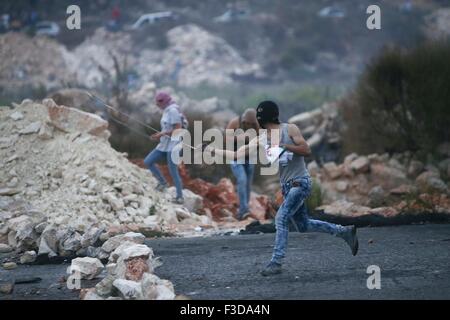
left=1, top=224, right=450, bottom=300
left=148, top=224, right=450, bottom=300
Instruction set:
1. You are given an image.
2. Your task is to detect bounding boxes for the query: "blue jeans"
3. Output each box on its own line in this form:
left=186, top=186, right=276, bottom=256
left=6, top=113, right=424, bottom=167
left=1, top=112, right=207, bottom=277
left=271, top=175, right=345, bottom=265
left=230, top=163, right=255, bottom=217
left=144, top=149, right=183, bottom=199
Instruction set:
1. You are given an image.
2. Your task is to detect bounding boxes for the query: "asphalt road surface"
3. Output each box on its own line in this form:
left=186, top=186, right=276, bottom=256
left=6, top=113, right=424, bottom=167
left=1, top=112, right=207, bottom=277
left=1, top=224, right=450, bottom=300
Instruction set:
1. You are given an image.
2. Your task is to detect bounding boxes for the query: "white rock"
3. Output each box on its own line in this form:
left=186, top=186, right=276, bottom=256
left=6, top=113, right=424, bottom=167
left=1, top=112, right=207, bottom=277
left=350, top=156, right=370, bottom=174
left=69, top=257, right=104, bottom=280
left=175, top=207, right=192, bottom=221
left=19, top=121, right=41, bottom=135
left=141, top=273, right=175, bottom=300
left=143, top=216, right=160, bottom=229
left=167, top=187, right=203, bottom=212
left=9, top=111, right=24, bottom=121
left=104, top=193, right=124, bottom=211
left=20, top=251, right=37, bottom=264
left=155, top=284, right=176, bottom=300
left=80, top=227, right=103, bottom=248
left=120, top=244, right=152, bottom=261
left=113, top=279, right=143, bottom=300
left=0, top=243, right=13, bottom=253
left=101, top=232, right=145, bottom=253
left=38, top=123, right=53, bottom=140
left=83, top=291, right=105, bottom=300
left=323, top=162, right=342, bottom=179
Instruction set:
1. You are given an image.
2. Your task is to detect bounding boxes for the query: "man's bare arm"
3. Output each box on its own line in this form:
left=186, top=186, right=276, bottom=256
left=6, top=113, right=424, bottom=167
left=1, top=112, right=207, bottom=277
left=213, top=135, right=261, bottom=161
left=225, top=117, right=253, bottom=145
left=281, top=124, right=311, bottom=156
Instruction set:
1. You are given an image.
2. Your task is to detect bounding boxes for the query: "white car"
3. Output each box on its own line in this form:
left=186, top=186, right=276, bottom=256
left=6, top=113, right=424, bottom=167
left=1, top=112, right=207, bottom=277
left=129, top=11, right=175, bottom=30
left=214, top=9, right=250, bottom=23
left=35, top=21, right=60, bottom=36
left=318, top=6, right=346, bottom=18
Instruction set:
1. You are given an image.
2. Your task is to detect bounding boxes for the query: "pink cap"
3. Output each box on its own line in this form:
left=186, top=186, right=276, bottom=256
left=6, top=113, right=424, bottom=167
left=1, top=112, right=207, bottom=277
left=155, top=92, right=172, bottom=106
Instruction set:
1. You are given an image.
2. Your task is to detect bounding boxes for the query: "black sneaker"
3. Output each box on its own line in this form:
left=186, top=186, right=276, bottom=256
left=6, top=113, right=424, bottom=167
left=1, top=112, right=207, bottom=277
left=339, top=225, right=359, bottom=256
left=171, top=197, right=184, bottom=205
left=261, top=262, right=282, bottom=276
left=239, top=212, right=251, bottom=221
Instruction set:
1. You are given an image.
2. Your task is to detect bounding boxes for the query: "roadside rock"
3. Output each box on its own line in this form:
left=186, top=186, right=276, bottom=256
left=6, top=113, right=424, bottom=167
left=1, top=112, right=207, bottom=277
left=350, top=156, right=370, bottom=174
left=95, top=275, right=116, bottom=298
left=101, top=232, right=145, bottom=254
left=408, top=160, right=424, bottom=177
left=141, top=273, right=176, bottom=300
left=367, top=186, right=386, bottom=208
left=69, top=257, right=104, bottom=280
left=113, top=279, right=143, bottom=300
left=2, top=262, right=18, bottom=270
left=323, top=162, right=342, bottom=180
left=370, top=163, right=408, bottom=190
left=0, top=243, right=13, bottom=253
left=20, top=250, right=37, bottom=264
left=0, top=283, right=14, bottom=294
left=416, top=171, right=448, bottom=193
left=317, top=200, right=371, bottom=218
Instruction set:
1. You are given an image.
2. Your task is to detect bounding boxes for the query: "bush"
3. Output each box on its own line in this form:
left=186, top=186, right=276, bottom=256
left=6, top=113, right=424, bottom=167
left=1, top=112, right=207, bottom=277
left=306, top=179, right=323, bottom=212
left=340, top=41, right=450, bottom=156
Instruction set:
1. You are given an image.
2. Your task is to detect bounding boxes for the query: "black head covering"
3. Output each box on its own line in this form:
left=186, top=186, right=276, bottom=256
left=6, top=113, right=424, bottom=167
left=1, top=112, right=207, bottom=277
left=256, top=101, right=280, bottom=127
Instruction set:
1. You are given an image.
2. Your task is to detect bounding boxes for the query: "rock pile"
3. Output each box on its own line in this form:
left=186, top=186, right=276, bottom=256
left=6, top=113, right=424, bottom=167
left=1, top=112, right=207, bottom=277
left=424, top=8, right=450, bottom=40
left=288, top=102, right=342, bottom=169
left=0, top=33, right=73, bottom=92
left=136, top=24, right=263, bottom=87
left=289, top=102, right=341, bottom=151
left=1, top=24, right=263, bottom=92
left=309, top=150, right=450, bottom=226
left=76, top=241, right=175, bottom=300
left=0, top=99, right=210, bottom=261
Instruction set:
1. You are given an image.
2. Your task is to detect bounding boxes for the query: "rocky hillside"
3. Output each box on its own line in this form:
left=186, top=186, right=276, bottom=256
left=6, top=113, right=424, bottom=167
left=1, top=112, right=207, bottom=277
left=310, top=149, right=450, bottom=226
left=0, top=99, right=217, bottom=263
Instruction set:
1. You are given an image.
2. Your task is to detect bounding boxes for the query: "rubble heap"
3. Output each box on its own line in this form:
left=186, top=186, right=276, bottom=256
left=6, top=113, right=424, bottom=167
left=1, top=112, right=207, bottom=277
left=137, top=24, right=263, bottom=87
left=0, top=33, right=72, bottom=92
left=0, top=24, right=262, bottom=92
left=424, top=8, right=450, bottom=40
left=74, top=241, right=176, bottom=300
left=0, top=99, right=211, bottom=261
left=288, top=102, right=341, bottom=151
left=308, top=149, right=450, bottom=226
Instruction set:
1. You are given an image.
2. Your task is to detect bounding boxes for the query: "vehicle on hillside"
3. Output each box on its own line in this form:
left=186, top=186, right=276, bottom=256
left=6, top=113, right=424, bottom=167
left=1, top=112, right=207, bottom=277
left=129, top=11, right=176, bottom=30
left=35, top=21, right=60, bottom=37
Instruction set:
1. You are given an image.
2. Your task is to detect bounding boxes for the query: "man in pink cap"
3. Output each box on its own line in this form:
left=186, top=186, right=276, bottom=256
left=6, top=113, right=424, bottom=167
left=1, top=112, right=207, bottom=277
left=144, top=92, right=184, bottom=204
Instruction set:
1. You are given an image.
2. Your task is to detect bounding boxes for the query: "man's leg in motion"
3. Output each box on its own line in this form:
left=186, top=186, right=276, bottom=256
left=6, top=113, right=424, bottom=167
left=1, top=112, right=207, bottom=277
left=166, top=151, right=184, bottom=200
left=261, top=181, right=310, bottom=276
left=293, top=199, right=359, bottom=256
left=244, top=164, right=255, bottom=206
left=144, top=149, right=168, bottom=190
left=230, top=163, right=249, bottom=219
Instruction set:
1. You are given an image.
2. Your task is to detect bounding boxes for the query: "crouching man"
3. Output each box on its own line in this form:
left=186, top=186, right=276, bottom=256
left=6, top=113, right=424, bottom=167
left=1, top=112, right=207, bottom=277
left=225, top=109, right=259, bottom=220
